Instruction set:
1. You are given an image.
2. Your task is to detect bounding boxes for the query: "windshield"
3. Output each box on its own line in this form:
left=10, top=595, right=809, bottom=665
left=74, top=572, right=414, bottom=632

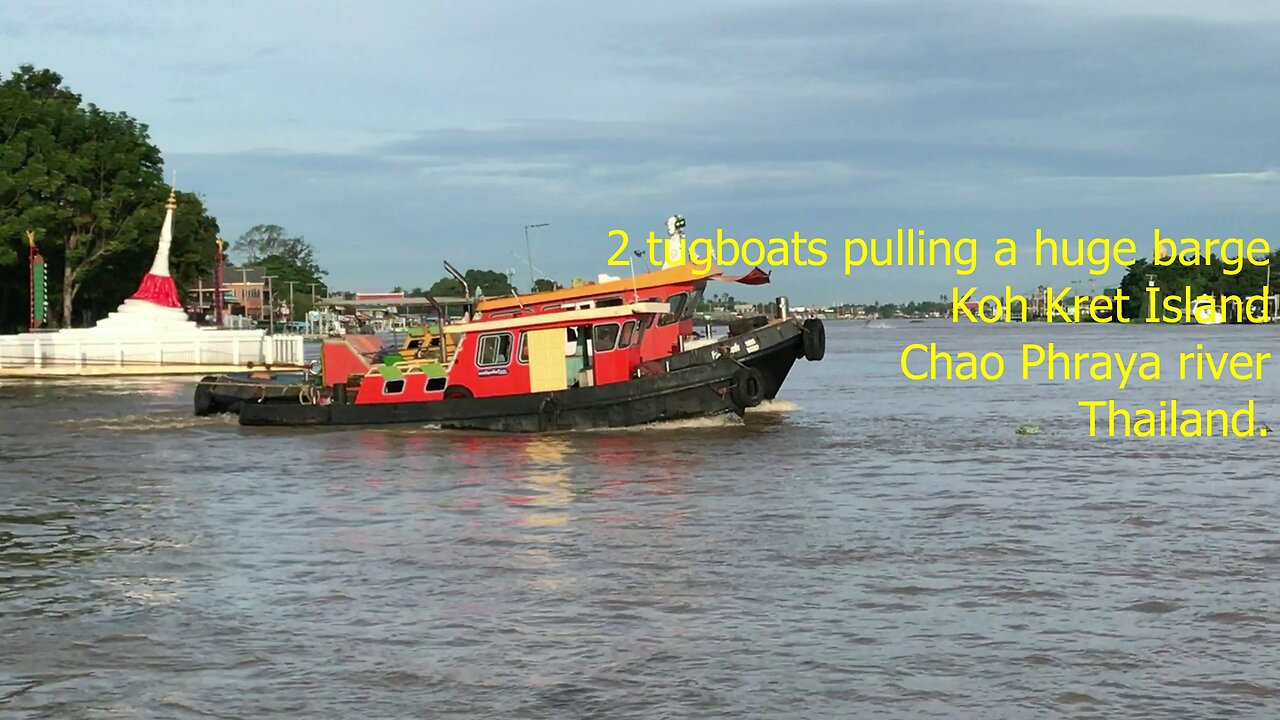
left=682, top=284, right=705, bottom=321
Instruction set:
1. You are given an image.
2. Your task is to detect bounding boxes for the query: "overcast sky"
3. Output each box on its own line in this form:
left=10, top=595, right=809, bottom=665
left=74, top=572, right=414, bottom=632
left=4, top=0, right=1278, bottom=304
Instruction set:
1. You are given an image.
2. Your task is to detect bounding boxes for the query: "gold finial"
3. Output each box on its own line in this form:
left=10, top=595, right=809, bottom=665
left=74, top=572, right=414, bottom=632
left=215, top=237, right=225, bottom=252
left=25, top=230, right=36, bottom=248
left=165, top=188, right=177, bottom=210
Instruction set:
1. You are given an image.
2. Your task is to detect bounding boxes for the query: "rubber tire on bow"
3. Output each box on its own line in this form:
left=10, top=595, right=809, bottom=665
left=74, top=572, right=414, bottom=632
left=193, top=378, right=216, bottom=416
left=802, top=318, right=826, bottom=361
left=443, top=385, right=473, bottom=400
left=730, top=367, right=766, bottom=409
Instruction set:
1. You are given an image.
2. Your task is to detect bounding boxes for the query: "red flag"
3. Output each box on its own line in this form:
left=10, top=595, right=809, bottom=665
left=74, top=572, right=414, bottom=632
left=722, top=266, right=771, bottom=285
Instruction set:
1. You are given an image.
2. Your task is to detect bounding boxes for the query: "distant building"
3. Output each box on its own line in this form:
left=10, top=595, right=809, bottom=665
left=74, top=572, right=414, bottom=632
left=187, top=265, right=272, bottom=321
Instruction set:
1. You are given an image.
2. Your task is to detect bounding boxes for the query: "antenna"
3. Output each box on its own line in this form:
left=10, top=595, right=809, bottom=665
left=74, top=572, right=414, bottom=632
left=630, top=249, right=643, bottom=302
left=510, top=250, right=549, bottom=285
left=523, top=223, right=548, bottom=288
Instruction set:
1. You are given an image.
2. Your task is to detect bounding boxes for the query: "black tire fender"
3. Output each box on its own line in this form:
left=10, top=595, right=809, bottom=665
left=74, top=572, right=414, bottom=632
left=443, top=385, right=473, bottom=400
left=802, top=319, right=826, bottom=361
left=194, top=377, right=216, bottom=416
left=538, top=395, right=562, bottom=431
left=730, top=367, right=765, bottom=408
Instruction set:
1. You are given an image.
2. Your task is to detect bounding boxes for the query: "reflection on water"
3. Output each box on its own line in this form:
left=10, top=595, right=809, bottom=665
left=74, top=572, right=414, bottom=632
left=1, top=322, right=1278, bottom=718
left=510, top=437, right=575, bottom=526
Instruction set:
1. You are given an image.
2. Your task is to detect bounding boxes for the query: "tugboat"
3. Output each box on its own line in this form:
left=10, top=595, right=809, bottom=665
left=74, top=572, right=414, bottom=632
left=196, top=216, right=825, bottom=431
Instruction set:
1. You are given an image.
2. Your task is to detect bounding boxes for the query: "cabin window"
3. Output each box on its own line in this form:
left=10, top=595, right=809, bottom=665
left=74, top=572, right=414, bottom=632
left=659, top=292, right=687, bottom=326
left=406, top=338, right=422, bottom=350
left=597, top=296, right=624, bottom=308
left=639, top=299, right=658, bottom=328
left=518, top=333, right=529, bottom=363
left=476, top=332, right=514, bottom=366
left=383, top=379, right=406, bottom=394
left=682, top=286, right=704, bottom=321
left=593, top=323, right=620, bottom=352
left=618, top=320, right=637, bottom=348
left=426, top=376, right=447, bottom=392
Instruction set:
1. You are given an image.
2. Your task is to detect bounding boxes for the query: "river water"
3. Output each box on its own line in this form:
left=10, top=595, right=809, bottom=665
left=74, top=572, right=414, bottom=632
left=1, top=321, right=1276, bottom=718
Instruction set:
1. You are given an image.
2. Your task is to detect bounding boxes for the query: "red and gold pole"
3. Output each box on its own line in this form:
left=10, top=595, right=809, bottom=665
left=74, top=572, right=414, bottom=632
left=214, top=237, right=225, bottom=327
left=27, top=231, right=46, bottom=330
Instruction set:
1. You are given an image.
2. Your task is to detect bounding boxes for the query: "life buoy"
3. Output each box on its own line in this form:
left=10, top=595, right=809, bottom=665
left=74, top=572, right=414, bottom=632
left=801, top=319, right=825, bottom=361
left=730, top=367, right=765, bottom=408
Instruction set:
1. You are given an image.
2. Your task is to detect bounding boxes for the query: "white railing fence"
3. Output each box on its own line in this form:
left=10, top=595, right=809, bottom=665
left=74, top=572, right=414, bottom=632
left=0, top=333, right=305, bottom=370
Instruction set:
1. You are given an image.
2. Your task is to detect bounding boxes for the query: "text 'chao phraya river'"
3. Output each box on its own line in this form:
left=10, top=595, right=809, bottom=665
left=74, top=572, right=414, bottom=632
left=901, top=341, right=1272, bottom=438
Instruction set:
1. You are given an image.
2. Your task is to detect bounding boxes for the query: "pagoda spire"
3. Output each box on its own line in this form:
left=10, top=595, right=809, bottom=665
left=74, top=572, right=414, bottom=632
left=148, top=188, right=178, bottom=277
left=128, top=188, right=183, bottom=309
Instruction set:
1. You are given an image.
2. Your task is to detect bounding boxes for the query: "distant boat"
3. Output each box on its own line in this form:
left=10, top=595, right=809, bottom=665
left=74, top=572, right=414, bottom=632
left=1191, top=297, right=1224, bottom=325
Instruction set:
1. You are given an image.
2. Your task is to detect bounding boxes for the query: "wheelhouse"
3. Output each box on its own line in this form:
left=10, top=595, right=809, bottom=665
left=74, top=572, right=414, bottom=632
left=474, top=265, right=715, bottom=363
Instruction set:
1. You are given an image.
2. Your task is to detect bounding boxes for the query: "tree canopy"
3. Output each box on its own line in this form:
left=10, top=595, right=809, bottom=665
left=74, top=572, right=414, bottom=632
left=0, top=64, right=222, bottom=330
left=426, top=269, right=515, bottom=298
left=1116, top=250, right=1279, bottom=322
left=234, top=224, right=325, bottom=278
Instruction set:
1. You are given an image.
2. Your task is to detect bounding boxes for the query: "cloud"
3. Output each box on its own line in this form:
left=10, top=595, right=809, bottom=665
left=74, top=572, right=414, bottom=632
left=6, top=0, right=1279, bottom=301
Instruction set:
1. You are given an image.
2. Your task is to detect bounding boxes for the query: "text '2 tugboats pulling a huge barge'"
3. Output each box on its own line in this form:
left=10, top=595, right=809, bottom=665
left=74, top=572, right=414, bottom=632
left=194, top=216, right=825, bottom=432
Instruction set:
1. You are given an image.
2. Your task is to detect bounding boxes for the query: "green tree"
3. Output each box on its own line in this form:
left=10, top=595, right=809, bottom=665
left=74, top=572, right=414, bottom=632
left=532, top=278, right=562, bottom=292
left=251, top=253, right=328, bottom=317
left=427, top=277, right=463, bottom=297
left=235, top=224, right=324, bottom=277
left=425, top=269, right=515, bottom=298
left=232, top=224, right=328, bottom=318
left=0, top=65, right=225, bottom=329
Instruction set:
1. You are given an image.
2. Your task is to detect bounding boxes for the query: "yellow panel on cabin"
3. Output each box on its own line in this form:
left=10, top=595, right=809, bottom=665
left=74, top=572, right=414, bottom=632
left=527, top=329, right=568, bottom=393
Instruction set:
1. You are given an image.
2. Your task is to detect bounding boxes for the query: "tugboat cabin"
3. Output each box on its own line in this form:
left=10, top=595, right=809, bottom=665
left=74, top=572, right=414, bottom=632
left=474, top=265, right=718, bottom=364
left=321, top=302, right=670, bottom=405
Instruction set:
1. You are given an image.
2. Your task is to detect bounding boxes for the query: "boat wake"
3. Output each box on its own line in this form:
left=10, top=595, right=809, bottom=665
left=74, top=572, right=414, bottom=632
left=409, top=413, right=746, bottom=434
left=631, top=414, right=745, bottom=431
left=753, top=399, right=798, bottom=413
left=55, top=412, right=237, bottom=432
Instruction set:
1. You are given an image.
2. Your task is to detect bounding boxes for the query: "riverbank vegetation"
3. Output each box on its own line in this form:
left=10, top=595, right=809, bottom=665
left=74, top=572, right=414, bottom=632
left=0, top=65, right=329, bottom=332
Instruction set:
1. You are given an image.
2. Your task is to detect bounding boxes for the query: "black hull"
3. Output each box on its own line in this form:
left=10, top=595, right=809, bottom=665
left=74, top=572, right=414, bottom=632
left=668, top=318, right=820, bottom=400
left=194, top=371, right=307, bottom=416
left=238, top=358, right=749, bottom=432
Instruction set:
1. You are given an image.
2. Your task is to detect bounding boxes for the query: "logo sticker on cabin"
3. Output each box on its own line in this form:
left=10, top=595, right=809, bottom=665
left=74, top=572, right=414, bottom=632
left=478, top=367, right=509, bottom=377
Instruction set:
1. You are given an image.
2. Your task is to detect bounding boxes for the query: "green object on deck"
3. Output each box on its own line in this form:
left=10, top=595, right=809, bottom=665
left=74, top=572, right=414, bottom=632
left=379, top=364, right=404, bottom=381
